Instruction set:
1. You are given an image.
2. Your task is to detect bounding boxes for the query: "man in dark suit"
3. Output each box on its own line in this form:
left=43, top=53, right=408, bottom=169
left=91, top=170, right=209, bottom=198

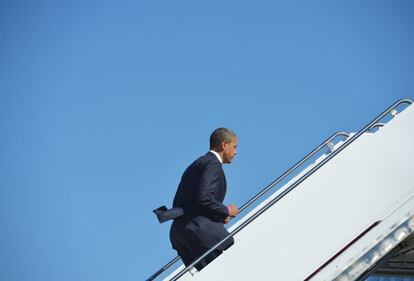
left=169, top=127, right=239, bottom=271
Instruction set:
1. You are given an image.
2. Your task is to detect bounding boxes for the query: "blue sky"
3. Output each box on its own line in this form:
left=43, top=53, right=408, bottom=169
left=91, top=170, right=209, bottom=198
left=1, top=1, right=414, bottom=280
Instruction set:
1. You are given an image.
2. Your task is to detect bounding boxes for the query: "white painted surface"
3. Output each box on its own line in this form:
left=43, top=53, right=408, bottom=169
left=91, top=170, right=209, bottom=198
left=165, top=103, right=414, bottom=281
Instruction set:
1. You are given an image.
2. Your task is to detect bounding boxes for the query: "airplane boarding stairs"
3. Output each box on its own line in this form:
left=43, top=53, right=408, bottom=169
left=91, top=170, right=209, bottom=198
left=149, top=98, right=414, bottom=281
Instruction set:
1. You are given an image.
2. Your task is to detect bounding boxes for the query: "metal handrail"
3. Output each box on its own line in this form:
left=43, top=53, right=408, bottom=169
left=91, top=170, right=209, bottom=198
left=168, top=98, right=413, bottom=281
left=237, top=131, right=349, bottom=214
left=147, top=256, right=181, bottom=281
left=147, top=132, right=349, bottom=281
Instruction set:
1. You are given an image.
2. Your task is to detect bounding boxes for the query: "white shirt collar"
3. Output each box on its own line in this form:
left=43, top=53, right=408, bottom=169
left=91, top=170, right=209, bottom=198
left=209, top=150, right=223, bottom=164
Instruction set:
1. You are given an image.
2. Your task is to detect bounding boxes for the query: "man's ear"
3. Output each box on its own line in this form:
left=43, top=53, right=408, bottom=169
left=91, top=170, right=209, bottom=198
left=221, top=140, right=227, bottom=150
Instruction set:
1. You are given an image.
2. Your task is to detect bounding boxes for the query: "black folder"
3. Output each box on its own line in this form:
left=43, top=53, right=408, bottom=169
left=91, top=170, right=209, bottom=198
left=153, top=206, right=184, bottom=223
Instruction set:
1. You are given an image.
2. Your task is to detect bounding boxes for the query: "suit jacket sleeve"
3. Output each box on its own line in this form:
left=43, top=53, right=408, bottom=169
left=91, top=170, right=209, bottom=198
left=196, top=161, right=229, bottom=218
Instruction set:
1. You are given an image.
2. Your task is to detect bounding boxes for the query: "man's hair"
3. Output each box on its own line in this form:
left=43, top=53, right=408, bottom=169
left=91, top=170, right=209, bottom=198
left=209, top=127, right=237, bottom=150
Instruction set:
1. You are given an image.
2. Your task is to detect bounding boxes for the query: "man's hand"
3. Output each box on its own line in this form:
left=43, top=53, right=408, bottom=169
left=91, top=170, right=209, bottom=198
left=227, top=204, right=239, bottom=217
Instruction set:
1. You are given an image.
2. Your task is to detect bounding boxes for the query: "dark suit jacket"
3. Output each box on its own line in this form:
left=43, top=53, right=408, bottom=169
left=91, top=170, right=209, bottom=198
left=169, top=152, right=234, bottom=267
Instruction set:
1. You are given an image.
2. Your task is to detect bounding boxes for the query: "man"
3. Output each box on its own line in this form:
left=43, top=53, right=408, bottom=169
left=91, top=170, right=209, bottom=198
left=169, top=127, right=239, bottom=271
